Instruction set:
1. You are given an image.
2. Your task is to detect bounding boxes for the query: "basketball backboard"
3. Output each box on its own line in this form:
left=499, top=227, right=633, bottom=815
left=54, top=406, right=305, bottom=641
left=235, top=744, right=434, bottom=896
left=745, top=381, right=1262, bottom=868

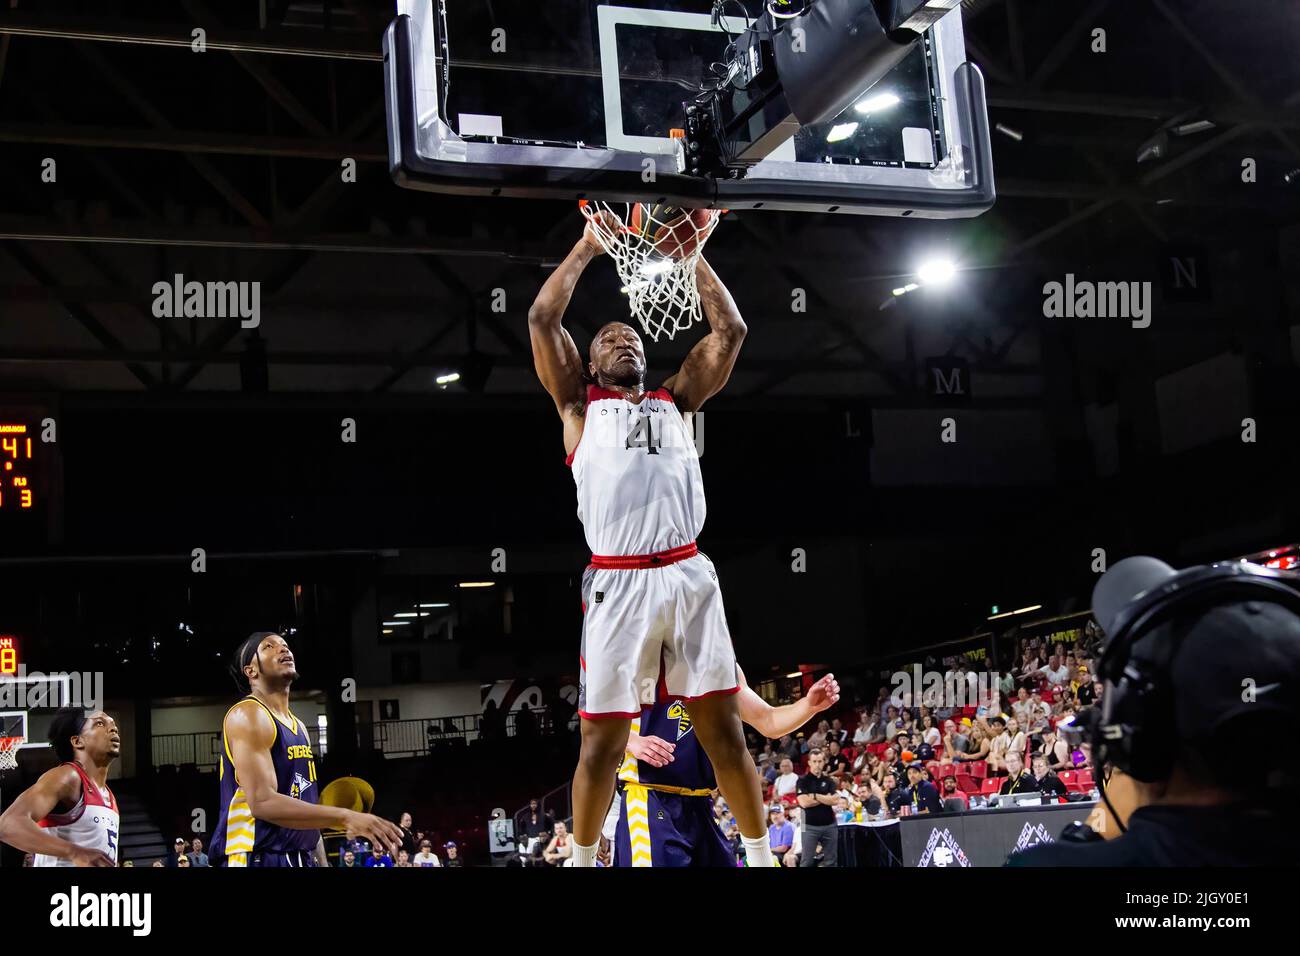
left=384, top=1, right=994, bottom=217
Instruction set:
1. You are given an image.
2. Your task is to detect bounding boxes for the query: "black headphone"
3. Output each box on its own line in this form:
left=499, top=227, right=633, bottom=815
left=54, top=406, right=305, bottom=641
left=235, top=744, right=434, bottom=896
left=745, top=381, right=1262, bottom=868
left=1093, top=561, right=1300, bottom=784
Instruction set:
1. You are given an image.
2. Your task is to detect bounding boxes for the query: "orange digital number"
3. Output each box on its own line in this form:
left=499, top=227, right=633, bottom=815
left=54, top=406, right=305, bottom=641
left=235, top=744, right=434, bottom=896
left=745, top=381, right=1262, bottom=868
left=0, top=437, right=15, bottom=459
left=0, top=647, right=15, bottom=675
left=20, top=489, right=32, bottom=509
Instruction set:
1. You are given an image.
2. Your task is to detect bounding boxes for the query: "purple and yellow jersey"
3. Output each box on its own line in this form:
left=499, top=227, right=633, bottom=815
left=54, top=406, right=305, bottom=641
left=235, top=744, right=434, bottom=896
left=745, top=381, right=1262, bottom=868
left=210, top=697, right=320, bottom=865
left=619, top=699, right=716, bottom=793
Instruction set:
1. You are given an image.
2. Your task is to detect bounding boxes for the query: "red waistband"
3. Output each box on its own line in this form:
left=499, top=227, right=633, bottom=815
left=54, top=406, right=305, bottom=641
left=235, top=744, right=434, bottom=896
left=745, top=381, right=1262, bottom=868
left=589, top=542, right=698, bottom=570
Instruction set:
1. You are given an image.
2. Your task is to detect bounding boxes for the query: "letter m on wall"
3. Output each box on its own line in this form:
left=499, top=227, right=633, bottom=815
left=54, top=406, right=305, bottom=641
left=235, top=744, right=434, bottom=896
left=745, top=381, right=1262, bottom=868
left=1160, top=246, right=1212, bottom=303
left=926, top=358, right=971, bottom=404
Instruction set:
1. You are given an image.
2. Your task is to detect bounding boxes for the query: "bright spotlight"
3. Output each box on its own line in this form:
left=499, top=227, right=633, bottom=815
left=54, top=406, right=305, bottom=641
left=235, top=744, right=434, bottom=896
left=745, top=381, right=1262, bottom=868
left=917, top=258, right=957, bottom=286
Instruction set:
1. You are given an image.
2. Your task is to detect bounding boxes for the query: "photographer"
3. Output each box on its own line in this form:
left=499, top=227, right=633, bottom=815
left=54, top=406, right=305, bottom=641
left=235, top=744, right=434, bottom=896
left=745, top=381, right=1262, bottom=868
left=1008, top=556, right=1300, bottom=866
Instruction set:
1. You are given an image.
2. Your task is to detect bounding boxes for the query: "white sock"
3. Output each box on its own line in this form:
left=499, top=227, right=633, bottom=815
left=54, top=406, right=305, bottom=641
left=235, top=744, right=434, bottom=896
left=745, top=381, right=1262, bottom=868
left=741, top=834, right=775, bottom=868
left=571, top=841, right=598, bottom=867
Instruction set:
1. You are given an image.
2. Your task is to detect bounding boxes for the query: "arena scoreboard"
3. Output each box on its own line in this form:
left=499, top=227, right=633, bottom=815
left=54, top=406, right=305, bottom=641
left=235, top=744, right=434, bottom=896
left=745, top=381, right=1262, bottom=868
left=0, top=636, right=17, bottom=676
left=0, top=398, right=62, bottom=551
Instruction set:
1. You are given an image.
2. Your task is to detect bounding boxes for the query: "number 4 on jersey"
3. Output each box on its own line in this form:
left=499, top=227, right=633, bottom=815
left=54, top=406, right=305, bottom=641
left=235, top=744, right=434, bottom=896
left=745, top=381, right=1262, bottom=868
left=625, top=415, right=661, bottom=455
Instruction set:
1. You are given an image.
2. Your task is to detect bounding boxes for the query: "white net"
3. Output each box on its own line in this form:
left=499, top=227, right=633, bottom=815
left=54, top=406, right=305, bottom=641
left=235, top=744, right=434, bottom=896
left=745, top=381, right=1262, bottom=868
left=580, top=200, right=721, bottom=342
left=0, top=738, right=20, bottom=772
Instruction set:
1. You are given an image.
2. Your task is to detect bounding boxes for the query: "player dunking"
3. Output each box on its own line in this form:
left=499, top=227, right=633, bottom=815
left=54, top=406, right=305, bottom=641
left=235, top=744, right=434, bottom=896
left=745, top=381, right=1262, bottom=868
left=608, top=668, right=840, bottom=867
left=0, top=708, right=120, bottom=867
left=528, top=213, right=771, bottom=867
left=209, top=631, right=402, bottom=867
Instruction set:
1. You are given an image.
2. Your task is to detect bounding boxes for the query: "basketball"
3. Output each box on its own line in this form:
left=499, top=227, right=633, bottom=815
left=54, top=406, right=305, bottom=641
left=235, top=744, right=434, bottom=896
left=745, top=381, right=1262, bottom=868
left=630, top=203, right=715, bottom=260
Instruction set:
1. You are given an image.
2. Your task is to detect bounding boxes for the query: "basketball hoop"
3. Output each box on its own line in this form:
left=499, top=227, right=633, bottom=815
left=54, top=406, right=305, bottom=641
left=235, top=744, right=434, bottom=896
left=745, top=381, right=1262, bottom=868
left=0, top=736, right=22, bottom=772
left=580, top=197, right=722, bottom=343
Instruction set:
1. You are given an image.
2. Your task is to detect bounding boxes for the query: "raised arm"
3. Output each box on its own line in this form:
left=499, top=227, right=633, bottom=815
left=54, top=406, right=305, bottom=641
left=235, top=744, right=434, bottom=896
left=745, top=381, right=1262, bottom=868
left=528, top=221, right=604, bottom=446
left=661, top=255, right=746, bottom=413
left=0, top=766, right=114, bottom=866
left=225, top=702, right=402, bottom=853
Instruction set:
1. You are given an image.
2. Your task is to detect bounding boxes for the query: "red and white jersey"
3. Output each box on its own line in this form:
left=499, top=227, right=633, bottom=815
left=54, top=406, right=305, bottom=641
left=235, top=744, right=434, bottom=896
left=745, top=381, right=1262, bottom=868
left=568, top=385, right=705, bottom=556
left=33, top=763, right=119, bottom=867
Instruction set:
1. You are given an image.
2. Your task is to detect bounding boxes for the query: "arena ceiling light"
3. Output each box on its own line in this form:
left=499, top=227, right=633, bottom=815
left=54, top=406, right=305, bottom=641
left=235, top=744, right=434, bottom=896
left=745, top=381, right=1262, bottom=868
left=435, top=372, right=461, bottom=386
left=986, top=604, right=1043, bottom=621
left=419, top=603, right=450, bottom=608
left=786, top=672, right=802, bottom=678
left=457, top=581, right=496, bottom=588
left=382, top=620, right=412, bottom=626
left=916, top=257, right=957, bottom=286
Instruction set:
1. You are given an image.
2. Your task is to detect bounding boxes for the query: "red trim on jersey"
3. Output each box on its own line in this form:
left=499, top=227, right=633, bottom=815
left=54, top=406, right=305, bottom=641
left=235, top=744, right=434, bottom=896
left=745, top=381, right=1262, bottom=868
left=564, top=384, right=675, bottom=466
left=578, top=708, right=642, bottom=720
left=589, top=541, right=698, bottom=570
left=38, top=762, right=115, bottom=828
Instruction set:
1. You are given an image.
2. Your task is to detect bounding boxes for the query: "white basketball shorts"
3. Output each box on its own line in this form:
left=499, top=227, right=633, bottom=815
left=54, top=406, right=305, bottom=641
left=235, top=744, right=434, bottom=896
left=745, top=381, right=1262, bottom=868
left=578, top=550, right=739, bottom=719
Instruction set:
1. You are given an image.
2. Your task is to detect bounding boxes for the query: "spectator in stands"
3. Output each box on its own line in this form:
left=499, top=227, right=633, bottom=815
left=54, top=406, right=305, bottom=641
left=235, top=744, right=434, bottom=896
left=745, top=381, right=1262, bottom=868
left=1011, top=687, right=1034, bottom=726
left=997, top=751, right=1040, bottom=799
left=851, top=707, right=869, bottom=744
left=339, top=849, right=361, bottom=868
left=767, top=806, right=794, bottom=859
left=942, top=718, right=968, bottom=760
left=824, top=740, right=851, bottom=780
left=522, top=798, right=552, bottom=843
left=396, top=849, right=412, bottom=868
left=1034, top=654, right=1071, bottom=689
left=1004, top=717, right=1027, bottom=763
left=1040, top=725, right=1071, bottom=771
left=397, top=811, right=417, bottom=856
left=834, top=796, right=855, bottom=824
left=168, top=837, right=186, bottom=867
left=543, top=822, right=572, bottom=866
left=954, top=722, right=990, bottom=764
left=940, top=775, right=968, bottom=811
left=882, top=705, right=905, bottom=740
left=777, top=733, right=801, bottom=763
left=881, top=772, right=906, bottom=816
left=904, top=763, right=942, bottom=814
left=413, top=840, right=441, bottom=867
left=985, top=716, right=1012, bottom=774
left=151, top=860, right=163, bottom=868
left=774, top=758, right=800, bottom=800
left=920, top=714, right=941, bottom=750
left=830, top=717, right=848, bottom=746
left=807, top=719, right=830, bottom=752
left=177, top=855, right=191, bottom=868
left=444, top=841, right=464, bottom=867
left=873, top=747, right=894, bottom=785
left=796, top=749, right=839, bottom=867
left=1032, top=755, right=1068, bottom=799
left=337, top=834, right=371, bottom=861
left=189, top=838, right=209, bottom=868
left=365, top=846, right=394, bottom=868
left=851, top=745, right=873, bottom=778
left=1074, top=668, right=1097, bottom=706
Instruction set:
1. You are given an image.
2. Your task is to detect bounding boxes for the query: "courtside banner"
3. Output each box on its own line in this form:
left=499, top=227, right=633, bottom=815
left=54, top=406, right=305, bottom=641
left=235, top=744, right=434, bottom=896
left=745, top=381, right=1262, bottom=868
left=900, top=801, right=1098, bottom=867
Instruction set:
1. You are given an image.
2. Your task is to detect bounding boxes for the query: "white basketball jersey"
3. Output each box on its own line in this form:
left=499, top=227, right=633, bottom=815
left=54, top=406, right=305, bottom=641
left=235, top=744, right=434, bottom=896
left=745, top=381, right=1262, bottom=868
left=33, top=763, right=120, bottom=867
left=569, top=385, right=706, bottom=556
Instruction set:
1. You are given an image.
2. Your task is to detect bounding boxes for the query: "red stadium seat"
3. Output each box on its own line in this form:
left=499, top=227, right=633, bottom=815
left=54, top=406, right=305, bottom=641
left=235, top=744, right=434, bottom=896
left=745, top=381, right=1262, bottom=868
left=956, top=775, right=980, bottom=794
left=967, top=760, right=987, bottom=779
left=1058, top=770, right=1077, bottom=789
left=932, top=763, right=956, bottom=781
left=981, top=778, right=1001, bottom=795
left=1076, top=769, right=1094, bottom=788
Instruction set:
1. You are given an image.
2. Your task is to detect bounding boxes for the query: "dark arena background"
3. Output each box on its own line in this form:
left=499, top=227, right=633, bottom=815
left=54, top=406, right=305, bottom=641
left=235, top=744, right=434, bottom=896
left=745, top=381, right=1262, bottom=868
left=0, top=0, right=1297, bottom=921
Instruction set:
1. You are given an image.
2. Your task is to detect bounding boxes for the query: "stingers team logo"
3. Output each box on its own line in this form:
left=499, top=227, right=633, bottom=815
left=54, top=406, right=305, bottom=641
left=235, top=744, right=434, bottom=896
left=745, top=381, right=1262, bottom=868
left=666, top=702, right=694, bottom=741
left=289, top=772, right=313, bottom=800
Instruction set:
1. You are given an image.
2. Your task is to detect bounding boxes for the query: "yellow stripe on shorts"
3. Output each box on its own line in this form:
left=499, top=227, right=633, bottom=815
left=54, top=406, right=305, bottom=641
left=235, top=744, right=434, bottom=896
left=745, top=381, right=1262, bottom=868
left=624, top=784, right=653, bottom=868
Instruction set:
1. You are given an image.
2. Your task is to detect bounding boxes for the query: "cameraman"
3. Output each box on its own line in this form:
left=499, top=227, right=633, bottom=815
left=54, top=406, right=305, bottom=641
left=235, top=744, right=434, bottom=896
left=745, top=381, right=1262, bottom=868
left=1008, top=556, right=1300, bottom=866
